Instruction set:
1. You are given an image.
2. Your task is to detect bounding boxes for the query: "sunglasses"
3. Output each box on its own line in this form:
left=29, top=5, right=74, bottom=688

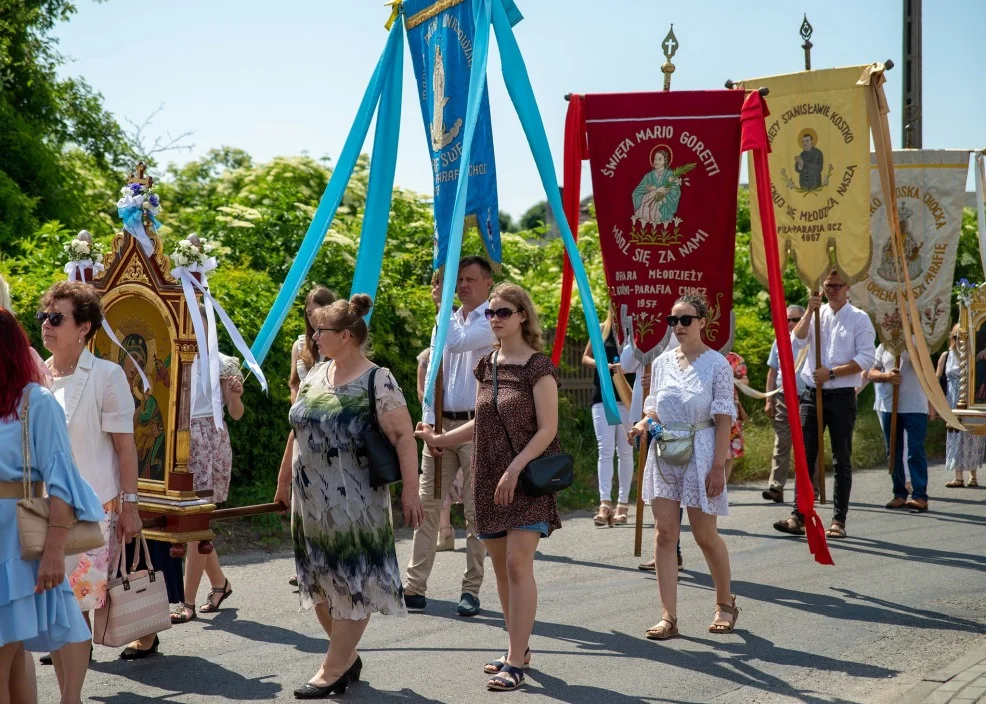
left=484, top=307, right=519, bottom=320
left=36, top=311, right=68, bottom=327
left=666, top=315, right=700, bottom=328
left=788, top=317, right=802, bottom=323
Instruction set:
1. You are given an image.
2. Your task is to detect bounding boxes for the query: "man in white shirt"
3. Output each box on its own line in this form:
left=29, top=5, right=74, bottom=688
left=774, top=269, right=876, bottom=538
left=869, top=345, right=931, bottom=511
left=405, top=256, right=496, bottom=617
left=762, top=305, right=807, bottom=503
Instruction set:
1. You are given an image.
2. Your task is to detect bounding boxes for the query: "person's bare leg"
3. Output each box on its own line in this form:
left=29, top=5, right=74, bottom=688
left=502, top=530, right=540, bottom=673
left=314, top=601, right=334, bottom=639
left=308, top=615, right=368, bottom=687
left=653, top=498, right=682, bottom=624
left=182, top=541, right=205, bottom=619
left=687, top=507, right=733, bottom=626
left=9, top=645, right=36, bottom=704
left=49, top=642, right=89, bottom=704
left=0, top=642, right=20, bottom=704
left=483, top=536, right=509, bottom=630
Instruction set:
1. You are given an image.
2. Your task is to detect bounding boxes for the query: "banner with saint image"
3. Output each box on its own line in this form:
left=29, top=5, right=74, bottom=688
left=405, top=0, right=502, bottom=269
left=583, top=90, right=745, bottom=362
left=850, top=149, right=969, bottom=354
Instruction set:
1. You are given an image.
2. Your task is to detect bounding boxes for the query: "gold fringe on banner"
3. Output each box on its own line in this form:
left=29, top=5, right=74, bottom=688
left=406, top=0, right=467, bottom=29
left=862, top=64, right=965, bottom=431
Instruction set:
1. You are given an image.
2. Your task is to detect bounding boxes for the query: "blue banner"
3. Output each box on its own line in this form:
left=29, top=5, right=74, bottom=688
left=404, top=0, right=502, bottom=269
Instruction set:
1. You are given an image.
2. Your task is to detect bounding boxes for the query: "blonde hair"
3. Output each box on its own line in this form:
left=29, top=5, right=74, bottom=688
left=600, top=304, right=614, bottom=341
left=490, top=283, right=543, bottom=351
left=0, top=274, right=11, bottom=312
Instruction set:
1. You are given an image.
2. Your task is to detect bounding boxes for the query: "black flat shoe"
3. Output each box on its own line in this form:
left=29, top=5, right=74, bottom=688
left=294, top=672, right=350, bottom=699
left=39, top=653, right=52, bottom=665
left=347, top=655, right=362, bottom=682
left=120, top=635, right=159, bottom=660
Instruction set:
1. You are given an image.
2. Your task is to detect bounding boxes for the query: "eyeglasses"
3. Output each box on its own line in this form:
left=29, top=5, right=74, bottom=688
left=36, top=311, right=67, bottom=327
left=666, top=315, right=700, bottom=328
left=788, top=317, right=802, bottom=323
left=484, top=307, right=519, bottom=320
left=822, top=283, right=846, bottom=291
left=313, top=328, right=344, bottom=337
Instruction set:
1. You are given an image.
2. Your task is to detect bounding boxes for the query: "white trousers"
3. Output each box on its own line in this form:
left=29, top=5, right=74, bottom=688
left=592, top=402, right=634, bottom=504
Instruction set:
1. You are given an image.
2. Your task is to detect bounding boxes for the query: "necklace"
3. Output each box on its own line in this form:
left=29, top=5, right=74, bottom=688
left=51, top=353, right=82, bottom=378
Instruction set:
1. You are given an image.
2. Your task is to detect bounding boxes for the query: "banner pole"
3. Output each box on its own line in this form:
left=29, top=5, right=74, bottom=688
left=634, top=362, right=653, bottom=558
left=888, top=354, right=901, bottom=475
left=814, top=299, right=827, bottom=505
left=433, top=361, right=444, bottom=500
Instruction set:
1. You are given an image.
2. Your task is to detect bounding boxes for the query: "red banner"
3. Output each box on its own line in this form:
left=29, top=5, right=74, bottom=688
left=584, top=91, right=745, bottom=360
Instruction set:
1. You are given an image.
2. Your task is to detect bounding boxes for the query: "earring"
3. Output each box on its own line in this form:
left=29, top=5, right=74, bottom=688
left=78, top=336, right=82, bottom=344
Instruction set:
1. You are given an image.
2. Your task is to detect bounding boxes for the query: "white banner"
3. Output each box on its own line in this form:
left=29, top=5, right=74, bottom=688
left=852, top=149, right=970, bottom=355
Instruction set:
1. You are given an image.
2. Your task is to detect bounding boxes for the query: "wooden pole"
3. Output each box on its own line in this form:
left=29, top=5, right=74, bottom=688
left=633, top=362, right=653, bottom=558
left=888, top=354, right=901, bottom=475
left=814, top=304, right=827, bottom=504
left=433, top=361, right=444, bottom=500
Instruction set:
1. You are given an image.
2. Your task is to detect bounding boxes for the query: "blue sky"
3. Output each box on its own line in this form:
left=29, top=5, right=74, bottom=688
left=55, top=0, right=985, bottom=219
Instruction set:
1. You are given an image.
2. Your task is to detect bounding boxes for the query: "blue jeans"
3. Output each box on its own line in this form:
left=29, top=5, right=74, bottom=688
left=880, top=411, right=928, bottom=501
left=478, top=521, right=550, bottom=540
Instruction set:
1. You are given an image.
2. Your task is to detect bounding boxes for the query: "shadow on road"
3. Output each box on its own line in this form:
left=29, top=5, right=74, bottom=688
left=200, top=607, right=328, bottom=653
left=88, top=654, right=281, bottom=701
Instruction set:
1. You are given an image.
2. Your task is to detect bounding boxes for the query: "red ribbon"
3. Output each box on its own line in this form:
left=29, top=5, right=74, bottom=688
left=740, top=91, right=833, bottom=566
left=551, top=94, right=588, bottom=366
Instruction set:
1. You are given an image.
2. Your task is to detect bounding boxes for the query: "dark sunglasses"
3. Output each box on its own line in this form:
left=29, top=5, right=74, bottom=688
left=484, top=307, right=519, bottom=320
left=788, top=317, right=802, bottom=323
left=666, top=315, right=699, bottom=328
left=36, top=311, right=68, bottom=327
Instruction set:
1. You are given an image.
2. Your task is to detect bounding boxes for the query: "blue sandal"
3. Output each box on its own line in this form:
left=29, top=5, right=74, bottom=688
left=483, top=648, right=531, bottom=674
left=487, top=664, right=525, bottom=691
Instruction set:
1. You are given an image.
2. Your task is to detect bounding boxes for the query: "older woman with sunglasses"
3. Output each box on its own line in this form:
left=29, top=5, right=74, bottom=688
left=36, top=282, right=143, bottom=664
left=628, top=294, right=738, bottom=641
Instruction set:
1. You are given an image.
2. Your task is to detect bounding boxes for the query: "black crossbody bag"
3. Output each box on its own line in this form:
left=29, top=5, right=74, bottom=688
left=362, top=367, right=403, bottom=489
left=491, top=351, right=574, bottom=497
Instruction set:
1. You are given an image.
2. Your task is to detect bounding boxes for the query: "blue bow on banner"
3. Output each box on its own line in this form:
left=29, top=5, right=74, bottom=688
left=423, top=0, right=619, bottom=425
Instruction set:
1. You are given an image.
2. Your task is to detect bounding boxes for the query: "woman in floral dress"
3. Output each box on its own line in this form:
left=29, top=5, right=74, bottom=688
left=629, top=295, right=738, bottom=641
left=940, top=324, right=984, bottom=487
left=274, top=294, right=423, bottom=699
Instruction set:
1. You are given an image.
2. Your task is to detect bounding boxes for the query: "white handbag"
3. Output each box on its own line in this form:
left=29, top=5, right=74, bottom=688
left=92, top=534, right=171, bottom=647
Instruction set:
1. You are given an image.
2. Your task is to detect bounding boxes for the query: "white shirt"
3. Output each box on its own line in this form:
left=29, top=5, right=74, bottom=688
left=872, top=345, right=928, bottom=415
left=47, top=349, right=135, bottom=504
left=190, top=353, right=241, bottom=420
left=422, top=301, right=496, bottom=425
left=767, top=339, right=808, bottom=395
left=791, top=302, right=876, bottom=390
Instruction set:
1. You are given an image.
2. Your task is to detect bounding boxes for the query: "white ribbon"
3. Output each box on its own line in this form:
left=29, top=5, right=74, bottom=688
left=171, top=264, right=267, bottom=430
left=976, top=153, right=986, bottom=279
left=64, top=259, right=105, bottom=282
left=117, top=193, right=156, bottom=257
left=67, top=259, right=149, bottom=392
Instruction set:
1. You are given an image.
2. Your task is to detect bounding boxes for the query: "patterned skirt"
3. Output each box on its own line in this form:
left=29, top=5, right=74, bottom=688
left=65, top=498, right=121, bottom=612
left=190, top=417, right=233, bottom=504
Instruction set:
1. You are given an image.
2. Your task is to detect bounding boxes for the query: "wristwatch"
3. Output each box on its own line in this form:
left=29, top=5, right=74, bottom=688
left=122, top=493, right=138, bottom=504
left=828, top=369, right=836, bottom=382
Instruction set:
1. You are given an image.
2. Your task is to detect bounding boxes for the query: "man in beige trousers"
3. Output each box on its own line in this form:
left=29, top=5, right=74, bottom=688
left=405, top=256, right=495, bottom=617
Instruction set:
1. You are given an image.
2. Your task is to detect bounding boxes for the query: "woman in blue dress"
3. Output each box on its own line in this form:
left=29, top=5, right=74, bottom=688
left=0, top=308, right=104, bottom=704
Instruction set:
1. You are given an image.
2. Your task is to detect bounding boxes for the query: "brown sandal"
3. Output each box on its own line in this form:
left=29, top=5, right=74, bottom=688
left=645, top=616, right=678, bottom=640
left=968, top=477, right=979, bottom=488
left=199, top=579, right=232, bottom=613
left=709, top=596, right=739, bottom=634
left=825, top=522, right=847, bottom=539
left=611, top=503, right=629, bottom=525
left=945, top=478, right=965, bottom=488
left=593, top=503, right=613, bottom=527
left=170, top=602, right=196, bottom=624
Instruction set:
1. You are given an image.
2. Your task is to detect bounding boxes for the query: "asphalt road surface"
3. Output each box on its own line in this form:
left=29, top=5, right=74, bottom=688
left=38, top=464, right=986, bottom=703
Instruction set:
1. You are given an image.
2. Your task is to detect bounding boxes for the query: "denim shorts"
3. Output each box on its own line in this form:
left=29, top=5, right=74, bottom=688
left=477, top=521, right=551, bottom=540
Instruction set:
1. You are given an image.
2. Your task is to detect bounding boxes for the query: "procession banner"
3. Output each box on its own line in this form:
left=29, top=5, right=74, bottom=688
left=405, top=0, right=502, bottom=269
left=742, top=66, right=875, bottom=288
left=851, top=149, right=969, bottom=355
left=584, top=90, right=744, bottom=363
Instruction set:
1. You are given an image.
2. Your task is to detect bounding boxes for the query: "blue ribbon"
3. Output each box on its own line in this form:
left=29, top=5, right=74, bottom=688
left=118, top=205, right=156, bottom=256
left=349, top=14, right=404, bottom=312
left=251, top=21, right=405, bottom=365
left=423, top=0, right=492, bottom=408
left=490, top=0, right=619, bottom=424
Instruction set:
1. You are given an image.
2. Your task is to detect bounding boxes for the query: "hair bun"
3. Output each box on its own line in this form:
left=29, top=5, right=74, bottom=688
left=349, top=294, right=373, bottom=317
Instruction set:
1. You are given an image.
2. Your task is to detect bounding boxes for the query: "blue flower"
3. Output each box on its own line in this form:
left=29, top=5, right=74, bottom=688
left=960, top=278, right=969, bottom=285
left=129, top=182, right=142, bottom=195
left=148, top=193, right=160, bottom=207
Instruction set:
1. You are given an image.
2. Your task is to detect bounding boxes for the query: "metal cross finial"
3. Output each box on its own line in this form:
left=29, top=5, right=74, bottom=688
left=661, top=25, right=678, bottom=92
left=800, top=14, right=813, bottom=70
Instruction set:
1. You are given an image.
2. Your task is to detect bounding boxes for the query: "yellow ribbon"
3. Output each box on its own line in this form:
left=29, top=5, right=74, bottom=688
left=385, top=0, right=403, bottom=30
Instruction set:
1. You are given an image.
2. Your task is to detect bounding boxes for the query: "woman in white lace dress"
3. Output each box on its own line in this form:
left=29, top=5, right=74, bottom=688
left=629, top=295, right=738, bottom=641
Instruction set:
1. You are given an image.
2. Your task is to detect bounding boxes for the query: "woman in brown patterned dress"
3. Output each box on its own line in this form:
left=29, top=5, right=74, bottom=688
left=416, top=283, right=561, bottom=692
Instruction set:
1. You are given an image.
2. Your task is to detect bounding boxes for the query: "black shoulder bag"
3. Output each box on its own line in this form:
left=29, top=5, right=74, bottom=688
left=491, top=351, right=574, bottom=497
left=362, top=367, right=403, bottom=489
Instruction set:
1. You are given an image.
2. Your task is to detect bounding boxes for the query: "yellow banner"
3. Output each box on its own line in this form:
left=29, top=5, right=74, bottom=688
left=743, top=65, right=875, bottom=288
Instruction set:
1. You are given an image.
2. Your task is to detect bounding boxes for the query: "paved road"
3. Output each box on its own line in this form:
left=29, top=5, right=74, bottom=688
left=39, top=464, right=986, bottom=703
